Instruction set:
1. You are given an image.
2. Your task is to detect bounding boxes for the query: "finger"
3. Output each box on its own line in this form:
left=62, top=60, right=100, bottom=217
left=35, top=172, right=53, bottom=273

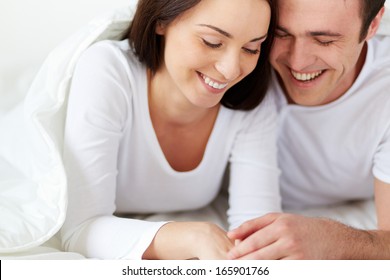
left=227, top=222, right=278, bottom=259
left=228, top=212, right=281, bottom=240
left=235, top=240, right=286, bottom=260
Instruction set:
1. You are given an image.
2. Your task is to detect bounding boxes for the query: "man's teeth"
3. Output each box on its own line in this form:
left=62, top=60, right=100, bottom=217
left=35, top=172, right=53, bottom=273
left=291, top=70, right=323, bottom=81
left=201, top=74, right=228, bottom=89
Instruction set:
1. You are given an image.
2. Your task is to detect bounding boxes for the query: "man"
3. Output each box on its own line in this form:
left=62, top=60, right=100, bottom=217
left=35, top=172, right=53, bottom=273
left=228, top=0, right=390, bottom=259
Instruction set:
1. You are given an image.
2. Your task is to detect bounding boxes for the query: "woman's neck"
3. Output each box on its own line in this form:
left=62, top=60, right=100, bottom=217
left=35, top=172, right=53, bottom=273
left=148, top=69, right=220, bottom=126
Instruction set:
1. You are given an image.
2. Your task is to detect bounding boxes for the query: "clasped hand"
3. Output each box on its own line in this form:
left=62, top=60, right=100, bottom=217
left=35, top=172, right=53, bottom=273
left=227, top=213, right=346, bottom=260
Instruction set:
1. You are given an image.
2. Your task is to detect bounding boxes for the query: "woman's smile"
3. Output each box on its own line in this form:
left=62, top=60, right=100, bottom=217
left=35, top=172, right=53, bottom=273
left=198, top=72, right=228, bottom=94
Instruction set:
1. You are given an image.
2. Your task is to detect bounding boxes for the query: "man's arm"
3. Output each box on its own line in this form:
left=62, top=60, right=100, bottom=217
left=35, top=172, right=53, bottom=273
left=375, top=178, right=390, bottom=229
left=227, top=178, right=390, bottom=259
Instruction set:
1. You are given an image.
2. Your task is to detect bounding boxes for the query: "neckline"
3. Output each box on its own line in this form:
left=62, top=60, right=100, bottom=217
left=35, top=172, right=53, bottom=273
left=141, top=68, right=224, bottom=175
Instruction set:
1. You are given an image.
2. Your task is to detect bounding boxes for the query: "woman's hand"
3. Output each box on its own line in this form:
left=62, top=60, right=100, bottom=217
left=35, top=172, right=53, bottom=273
left=191, top=222, right=234, bottom=259
left=143, top=221, right=234, bottom=260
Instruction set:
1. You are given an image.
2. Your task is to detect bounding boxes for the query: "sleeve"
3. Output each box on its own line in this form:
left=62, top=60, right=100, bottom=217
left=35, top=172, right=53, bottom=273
left=227, top=93, right=282, bottom=230
left=373, top=122, right=390, bottom=184
left=60, top=42, right=167, bottom=259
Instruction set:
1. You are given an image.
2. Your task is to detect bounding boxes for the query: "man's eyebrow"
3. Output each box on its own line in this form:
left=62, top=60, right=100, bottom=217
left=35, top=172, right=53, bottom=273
left=309, top=31, right=342, bottom=37
left=277, top=25, right=342, bottom=37
left=197, top=24, right=267, bottom=42
left=276, top=25, right=290, bottom=34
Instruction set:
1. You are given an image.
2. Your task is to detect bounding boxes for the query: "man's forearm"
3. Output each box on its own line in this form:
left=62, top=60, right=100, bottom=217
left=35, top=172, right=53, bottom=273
left=332, top=222, right=390, bottom=259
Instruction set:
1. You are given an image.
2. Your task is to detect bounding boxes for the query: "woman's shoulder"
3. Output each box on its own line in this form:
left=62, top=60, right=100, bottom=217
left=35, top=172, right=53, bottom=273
left=79, top=39, right=143, bottom=71
left=81, top=39, right=126, bottom=57
left=71, top=39, right=148, bottom=106
left=89, top=39, right=134, bottom=56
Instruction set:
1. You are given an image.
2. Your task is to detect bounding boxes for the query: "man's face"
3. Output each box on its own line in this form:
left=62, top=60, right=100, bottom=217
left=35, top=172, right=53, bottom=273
left=270, top=0, right=368, bottom=106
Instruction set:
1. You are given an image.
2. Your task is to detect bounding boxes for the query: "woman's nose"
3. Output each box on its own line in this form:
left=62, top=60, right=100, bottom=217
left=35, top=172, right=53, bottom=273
left=215, top=51, right=241, bottom=81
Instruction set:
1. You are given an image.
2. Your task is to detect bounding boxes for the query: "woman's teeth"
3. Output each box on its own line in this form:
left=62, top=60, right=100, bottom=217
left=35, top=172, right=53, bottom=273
left=201, top=74, right=228, bottom=89
left=291, top=70, right=323, bottom=81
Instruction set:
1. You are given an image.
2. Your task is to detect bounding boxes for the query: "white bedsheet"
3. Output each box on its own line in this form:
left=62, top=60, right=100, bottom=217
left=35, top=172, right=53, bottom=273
left=1, top=193, right=377, bottom=259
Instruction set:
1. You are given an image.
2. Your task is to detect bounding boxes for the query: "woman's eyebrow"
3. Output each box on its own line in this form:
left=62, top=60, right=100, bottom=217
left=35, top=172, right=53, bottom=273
left=197, top=24, right=267, bottom=42
left=250, top=34, right=267, bottom=42
left=197, top=24, right=232, bottom=38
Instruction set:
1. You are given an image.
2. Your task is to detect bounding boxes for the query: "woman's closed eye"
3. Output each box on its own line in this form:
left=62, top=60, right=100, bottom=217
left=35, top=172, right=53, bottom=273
left=243, top=41, right=262, bottom=55
left=243, top=47, right=260, bottom=55
left=203, top=38, right=260, bottom=55
left=202, top=38, right=222, bottom=49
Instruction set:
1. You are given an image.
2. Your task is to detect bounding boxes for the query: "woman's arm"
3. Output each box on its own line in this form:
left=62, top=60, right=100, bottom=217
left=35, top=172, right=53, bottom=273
left=61, top=42, right=167, bottom=259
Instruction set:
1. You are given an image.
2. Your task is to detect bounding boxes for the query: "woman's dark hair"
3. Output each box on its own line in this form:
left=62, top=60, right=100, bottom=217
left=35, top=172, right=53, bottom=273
left=359, top=0, right=386, bottom=41
left=127, top=0, right=277, bottom=110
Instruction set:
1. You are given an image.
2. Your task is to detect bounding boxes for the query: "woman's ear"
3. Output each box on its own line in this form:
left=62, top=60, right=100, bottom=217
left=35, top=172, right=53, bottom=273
left=156, top=21, right=166, bottom=35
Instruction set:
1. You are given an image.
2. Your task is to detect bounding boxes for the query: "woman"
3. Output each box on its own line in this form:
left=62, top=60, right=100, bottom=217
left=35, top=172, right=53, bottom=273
left=61, top=0, right=280, bottom=259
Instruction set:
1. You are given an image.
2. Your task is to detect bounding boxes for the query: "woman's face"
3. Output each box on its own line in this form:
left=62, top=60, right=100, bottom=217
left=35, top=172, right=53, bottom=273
left=155, top=0, right=271, bottom=109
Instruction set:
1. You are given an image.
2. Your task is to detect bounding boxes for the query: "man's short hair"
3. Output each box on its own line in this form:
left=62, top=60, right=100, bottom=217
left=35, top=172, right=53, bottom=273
left=360, top=0, right=386, bottom=41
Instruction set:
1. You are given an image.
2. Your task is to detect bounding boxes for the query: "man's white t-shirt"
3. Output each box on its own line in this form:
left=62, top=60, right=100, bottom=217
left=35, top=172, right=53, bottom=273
left=61, top=40, right=281, bottom=259
left=275, top=35, right=390, bottom=210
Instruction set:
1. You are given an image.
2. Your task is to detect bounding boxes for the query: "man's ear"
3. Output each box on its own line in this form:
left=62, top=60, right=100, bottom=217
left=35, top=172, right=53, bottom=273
left=366, top=6, right=385, bottom=40
left=156, top=21, right=166, bottom=35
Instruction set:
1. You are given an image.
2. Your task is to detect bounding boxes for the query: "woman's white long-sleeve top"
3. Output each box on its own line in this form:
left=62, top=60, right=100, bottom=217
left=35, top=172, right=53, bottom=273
left=61, top=40, right=281, bottom=259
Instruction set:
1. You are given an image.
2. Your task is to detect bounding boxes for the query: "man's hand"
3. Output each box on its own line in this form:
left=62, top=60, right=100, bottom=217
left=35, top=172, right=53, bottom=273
left=227, top=213, right=381, bottom=259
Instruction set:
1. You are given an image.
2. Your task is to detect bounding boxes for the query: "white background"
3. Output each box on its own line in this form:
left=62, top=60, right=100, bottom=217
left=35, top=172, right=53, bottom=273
left=0, top=0, right=133, bottom=107
left=0, top=0, right=131, bottom=71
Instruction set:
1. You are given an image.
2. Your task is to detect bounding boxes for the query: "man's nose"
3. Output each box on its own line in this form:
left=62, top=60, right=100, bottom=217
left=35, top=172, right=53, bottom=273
left=287, top=39, right=316, bottom=71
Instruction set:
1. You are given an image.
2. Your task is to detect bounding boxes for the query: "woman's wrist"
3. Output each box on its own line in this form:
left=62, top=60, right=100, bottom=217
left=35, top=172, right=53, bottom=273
left=142, top=221, right=230, bottom=260
left=142, top=222, right=206, bottom=259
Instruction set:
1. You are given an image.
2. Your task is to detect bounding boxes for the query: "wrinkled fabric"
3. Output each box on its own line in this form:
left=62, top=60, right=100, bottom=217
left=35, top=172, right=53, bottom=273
left=0, top=5, right=135, bottom=253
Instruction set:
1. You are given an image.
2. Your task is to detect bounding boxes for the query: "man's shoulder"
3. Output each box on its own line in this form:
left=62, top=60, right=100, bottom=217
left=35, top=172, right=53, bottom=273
left=369, top=35, right=390, bottom=67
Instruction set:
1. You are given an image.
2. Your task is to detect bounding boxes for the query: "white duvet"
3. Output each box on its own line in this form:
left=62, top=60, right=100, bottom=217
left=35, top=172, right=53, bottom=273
left=1, top=3, right=388, bottom=259
left=0, top=6, right=135, bottom=255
